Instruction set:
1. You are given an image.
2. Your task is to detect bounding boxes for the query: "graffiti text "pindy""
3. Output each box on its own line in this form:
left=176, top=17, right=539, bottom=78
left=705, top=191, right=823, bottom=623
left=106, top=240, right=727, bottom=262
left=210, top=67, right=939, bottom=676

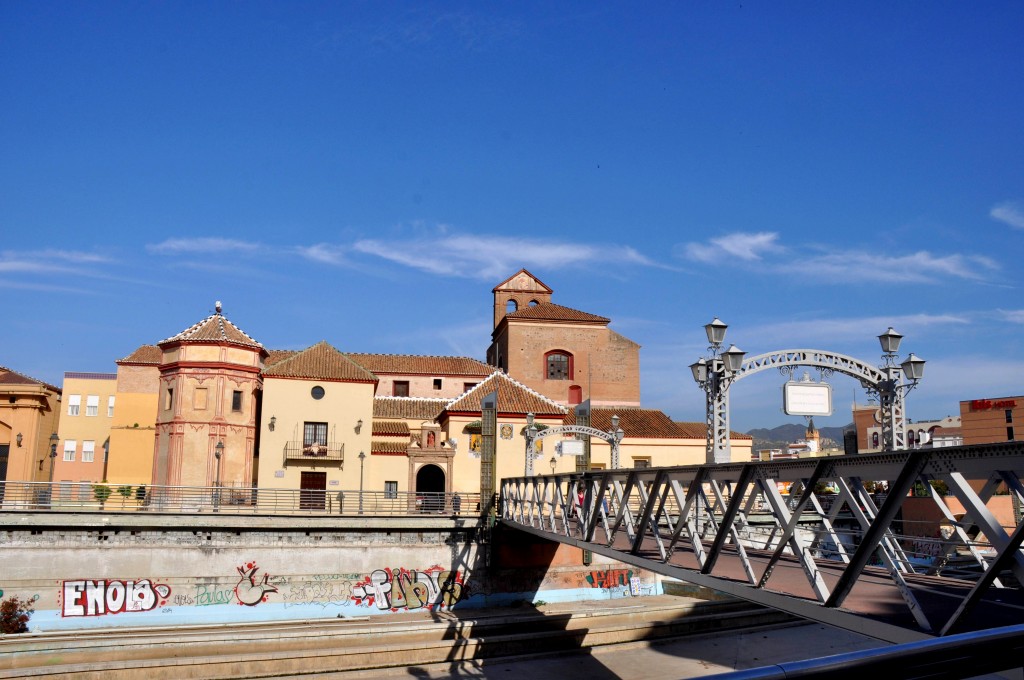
left=62, top=579, right=171, bottom=617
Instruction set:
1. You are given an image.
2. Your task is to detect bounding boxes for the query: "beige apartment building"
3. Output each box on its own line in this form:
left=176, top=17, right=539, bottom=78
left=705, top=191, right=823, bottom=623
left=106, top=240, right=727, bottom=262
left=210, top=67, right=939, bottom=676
left=51, top=372, right=117, bottom=501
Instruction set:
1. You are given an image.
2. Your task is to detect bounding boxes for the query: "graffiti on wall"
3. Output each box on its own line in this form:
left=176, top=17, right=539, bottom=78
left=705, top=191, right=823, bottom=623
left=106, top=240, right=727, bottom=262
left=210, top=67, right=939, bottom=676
left=62, top=579, right=171, bottom=617
left=585, top=569, right=633, bottom=589
left=234, top=563, right=278, bottom=606
left=351, top=565, right=463, bottom=611
left=281, top=574, right=354, bottom=609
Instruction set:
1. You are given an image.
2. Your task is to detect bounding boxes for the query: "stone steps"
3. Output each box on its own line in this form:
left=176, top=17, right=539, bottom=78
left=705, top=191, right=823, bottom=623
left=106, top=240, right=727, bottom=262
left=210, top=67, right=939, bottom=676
left=0, top=596, right=794, bottom=678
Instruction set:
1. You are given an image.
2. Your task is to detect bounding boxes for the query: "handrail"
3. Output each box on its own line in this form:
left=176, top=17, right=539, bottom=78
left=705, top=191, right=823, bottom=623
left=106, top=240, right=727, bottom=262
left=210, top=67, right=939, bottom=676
left=0, top=481, right=482, bottom=517
left=700, top=623, right=1024, bottom=679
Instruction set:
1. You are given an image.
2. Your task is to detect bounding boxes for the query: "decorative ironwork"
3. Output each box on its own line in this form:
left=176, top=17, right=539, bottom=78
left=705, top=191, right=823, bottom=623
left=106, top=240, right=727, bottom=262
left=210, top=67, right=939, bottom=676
left=500, top=441, right=1024, bottom=642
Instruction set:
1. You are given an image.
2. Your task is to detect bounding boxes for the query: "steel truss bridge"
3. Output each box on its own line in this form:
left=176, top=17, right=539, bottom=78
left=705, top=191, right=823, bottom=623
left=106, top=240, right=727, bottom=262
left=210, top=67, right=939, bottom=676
left=499, top=442, right=1024, bottom=644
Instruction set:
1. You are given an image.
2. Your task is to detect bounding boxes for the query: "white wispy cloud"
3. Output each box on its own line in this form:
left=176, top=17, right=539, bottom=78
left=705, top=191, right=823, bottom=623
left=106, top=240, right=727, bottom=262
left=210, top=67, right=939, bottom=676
left=802, top=250, right=998, bottom=283
left=744, top=313, right=970, bottom=349
left=990, top=201, right=1024, bottom=230
left=353, top=232, right=658, bottom=280
left=0, top=249, right=112, bottom=274
left=678, top=231, right=997, bottom=284
left=146, top=238, right=263, bottom=255
left=294, top=244, right=348, bottom=265
left=683, top=232, right=782, bottom=263
left=998, top=309, right=1024, bottom=323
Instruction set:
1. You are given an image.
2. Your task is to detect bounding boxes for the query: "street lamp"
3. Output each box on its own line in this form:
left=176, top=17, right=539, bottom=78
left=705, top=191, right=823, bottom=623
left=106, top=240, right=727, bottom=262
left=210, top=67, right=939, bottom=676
left=550, top=455, right=557, bottom=475
left=691, top=319, right=746, bottom=464
left=608, top=415, right=625, bottom=468
left=524, top=412, right=540, bottom=476
left=213, top=440, right=224, bottom=511
left=48, top=432, right=58, bottom=482
left=358, top=450, right=365, bottom=515
left=874, top=329, right=926, bottom=451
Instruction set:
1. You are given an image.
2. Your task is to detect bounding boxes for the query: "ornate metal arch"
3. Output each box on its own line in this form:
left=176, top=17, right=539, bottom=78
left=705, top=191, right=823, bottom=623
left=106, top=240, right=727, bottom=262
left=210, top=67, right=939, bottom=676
left=703, top=349, right=907, bottom=464
left=524, top=425, right=623, bottom=475
left=734, top=349, right=885, bottom=388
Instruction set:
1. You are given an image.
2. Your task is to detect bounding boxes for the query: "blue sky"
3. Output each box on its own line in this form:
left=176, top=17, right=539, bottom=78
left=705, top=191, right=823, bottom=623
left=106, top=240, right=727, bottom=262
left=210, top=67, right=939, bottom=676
left=2, top=2, right=1023, bottom=432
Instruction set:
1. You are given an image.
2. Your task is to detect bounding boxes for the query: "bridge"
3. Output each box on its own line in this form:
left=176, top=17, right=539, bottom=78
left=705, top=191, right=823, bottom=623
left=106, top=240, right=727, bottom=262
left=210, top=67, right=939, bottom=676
left=499, top=441, right=1024, bottom=644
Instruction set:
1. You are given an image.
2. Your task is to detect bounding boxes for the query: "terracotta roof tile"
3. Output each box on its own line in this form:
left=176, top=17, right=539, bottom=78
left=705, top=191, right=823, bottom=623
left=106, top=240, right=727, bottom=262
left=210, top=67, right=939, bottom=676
left=371, top=441, right=409, bottom=456
left=372, top=420, right=410, bottom=436
left=160, top=312, right=264, bottom=349
left=0, top=366, right=60, bottom=392
left=373, top=397, right=448, bottom=421
left=671, top=420, right=751, bottom=440
left=264, top=349, right=298, bottom=369
left=561, top=408, right=685, bottom=439
left=447, top=372, right=567, bottom=416
left=263, top=341, right=377, bottom=383
left=117, top=345, right=162, bottom=365
left=347, top=353, right=492, bottom=376
left=505, top=301, right=609, bottom=324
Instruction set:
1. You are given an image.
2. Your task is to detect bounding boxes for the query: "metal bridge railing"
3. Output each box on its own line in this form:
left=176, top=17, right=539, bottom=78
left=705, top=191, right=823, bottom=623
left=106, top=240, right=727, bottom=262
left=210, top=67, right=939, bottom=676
left=701, top=622, right=1024, bottom=679
left=500, top=441, right=1024, bottom=640
left=0, top=481, right=482, bottom=517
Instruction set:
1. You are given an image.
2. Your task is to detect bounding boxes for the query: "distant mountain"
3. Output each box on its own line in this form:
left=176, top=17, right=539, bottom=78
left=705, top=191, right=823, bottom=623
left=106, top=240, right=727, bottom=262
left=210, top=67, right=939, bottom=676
left=746, top=422, right=852, bottom=451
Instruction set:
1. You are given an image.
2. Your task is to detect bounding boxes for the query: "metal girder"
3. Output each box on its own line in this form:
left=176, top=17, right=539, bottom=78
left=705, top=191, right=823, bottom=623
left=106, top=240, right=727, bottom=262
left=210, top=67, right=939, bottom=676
left=499, top=441, right=1024, bottom=639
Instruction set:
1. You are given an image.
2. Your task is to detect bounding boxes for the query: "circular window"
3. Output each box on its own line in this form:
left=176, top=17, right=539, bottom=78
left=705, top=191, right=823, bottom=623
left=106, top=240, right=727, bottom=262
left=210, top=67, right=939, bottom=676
left=311, top=386, right=325, bottom=400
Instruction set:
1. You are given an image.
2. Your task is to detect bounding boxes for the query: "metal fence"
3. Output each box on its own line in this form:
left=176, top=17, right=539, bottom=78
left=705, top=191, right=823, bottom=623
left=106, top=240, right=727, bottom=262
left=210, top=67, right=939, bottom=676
left=0, top=481, right=483, bottom=517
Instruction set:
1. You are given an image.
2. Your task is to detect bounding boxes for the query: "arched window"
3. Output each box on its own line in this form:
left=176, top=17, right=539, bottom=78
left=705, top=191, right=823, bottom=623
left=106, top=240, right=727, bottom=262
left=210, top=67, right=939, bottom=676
left=545, top=351, right=572, bottom=380
left=528, top=299, right=539, bottom=307
left=506, top=299, right=518, bottom=314
left=871, top=432, right=879, bottom=449
left=907, top=430, right=916, bottom=446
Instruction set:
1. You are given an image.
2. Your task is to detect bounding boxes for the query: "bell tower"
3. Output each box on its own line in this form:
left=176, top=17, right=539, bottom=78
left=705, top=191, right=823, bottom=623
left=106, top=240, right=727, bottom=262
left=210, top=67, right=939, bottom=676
left=491, top=269, right=553, bottom=328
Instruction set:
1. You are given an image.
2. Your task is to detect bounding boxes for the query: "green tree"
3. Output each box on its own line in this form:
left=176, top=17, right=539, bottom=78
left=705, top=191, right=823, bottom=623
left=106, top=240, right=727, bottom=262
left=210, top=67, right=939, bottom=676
left=93, top=484, right=113, bottom=508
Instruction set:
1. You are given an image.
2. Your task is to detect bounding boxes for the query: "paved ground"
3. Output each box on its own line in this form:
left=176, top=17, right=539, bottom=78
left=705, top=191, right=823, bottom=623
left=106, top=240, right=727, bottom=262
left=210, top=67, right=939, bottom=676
left=266, top=596, right=889, bottom=680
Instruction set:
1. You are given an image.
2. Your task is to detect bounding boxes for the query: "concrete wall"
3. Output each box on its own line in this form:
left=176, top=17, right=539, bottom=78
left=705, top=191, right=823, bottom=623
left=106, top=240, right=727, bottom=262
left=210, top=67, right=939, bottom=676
left=0, top=514, right=663, bottom=633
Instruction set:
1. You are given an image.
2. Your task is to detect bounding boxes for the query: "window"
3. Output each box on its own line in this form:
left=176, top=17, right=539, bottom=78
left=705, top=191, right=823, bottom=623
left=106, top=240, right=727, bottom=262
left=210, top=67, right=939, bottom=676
left=63, top=440, right=77, bottom=462
left=193, top=388, right=208, bottom=410
left=393, top=381, right=410, bottom=397
left=303, top=422, right=328, bottom=447
left=506, top=299, right=517, bottom=314
left=164, top=388, right=174, bottom=411
left=67, top=395, right=81, bottom=416
left=311, top=385, right=325, bottom=400
left=86, top=395, right=99, bottom=417
left=871, top=432, right=879, bottom=448
left=384, top=481, right=398, bottom=498
left=463, top=383, right=477, bottom=392
left=1007, top=409, right=1014, bottom=424
left=433, top=378, right=442, bottom=390
left=546, top=351, right=572, bottom=380
left=231, top=390, right=243, bottom=412
left=633, top=458, right=651, bottom=469
left=59, top=481, right=72, bottom=499
left=82, top=441, right=95, bottom=463
left=1009, top=427, right=1015, bottom=441
left=107, top=396, right=115, bottom=417
left=907, top=430, right=916, bottom=446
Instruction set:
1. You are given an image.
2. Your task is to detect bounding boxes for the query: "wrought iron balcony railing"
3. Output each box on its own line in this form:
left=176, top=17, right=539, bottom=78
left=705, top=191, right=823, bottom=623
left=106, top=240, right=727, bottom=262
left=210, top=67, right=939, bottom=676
left=283, top=441, right=344, bottom=463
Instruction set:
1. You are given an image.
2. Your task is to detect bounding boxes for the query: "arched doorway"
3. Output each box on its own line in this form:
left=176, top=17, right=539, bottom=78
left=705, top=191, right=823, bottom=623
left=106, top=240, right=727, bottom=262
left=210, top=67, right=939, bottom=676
left=416, top=464, right=446, bottom=513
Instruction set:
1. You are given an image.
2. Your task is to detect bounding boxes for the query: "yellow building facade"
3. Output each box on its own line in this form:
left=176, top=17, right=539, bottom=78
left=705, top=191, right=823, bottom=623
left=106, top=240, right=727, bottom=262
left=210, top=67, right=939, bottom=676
left=52, top=372, right=117, bottom=500
left=0, top=366, right=61, bottom=487
left=105, top=345, right=162, bottom=486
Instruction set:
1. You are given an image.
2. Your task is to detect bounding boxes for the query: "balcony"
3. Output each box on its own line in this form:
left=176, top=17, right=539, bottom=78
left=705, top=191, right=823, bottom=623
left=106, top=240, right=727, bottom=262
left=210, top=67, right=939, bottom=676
left=283, top=441, right=344, bottom=464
